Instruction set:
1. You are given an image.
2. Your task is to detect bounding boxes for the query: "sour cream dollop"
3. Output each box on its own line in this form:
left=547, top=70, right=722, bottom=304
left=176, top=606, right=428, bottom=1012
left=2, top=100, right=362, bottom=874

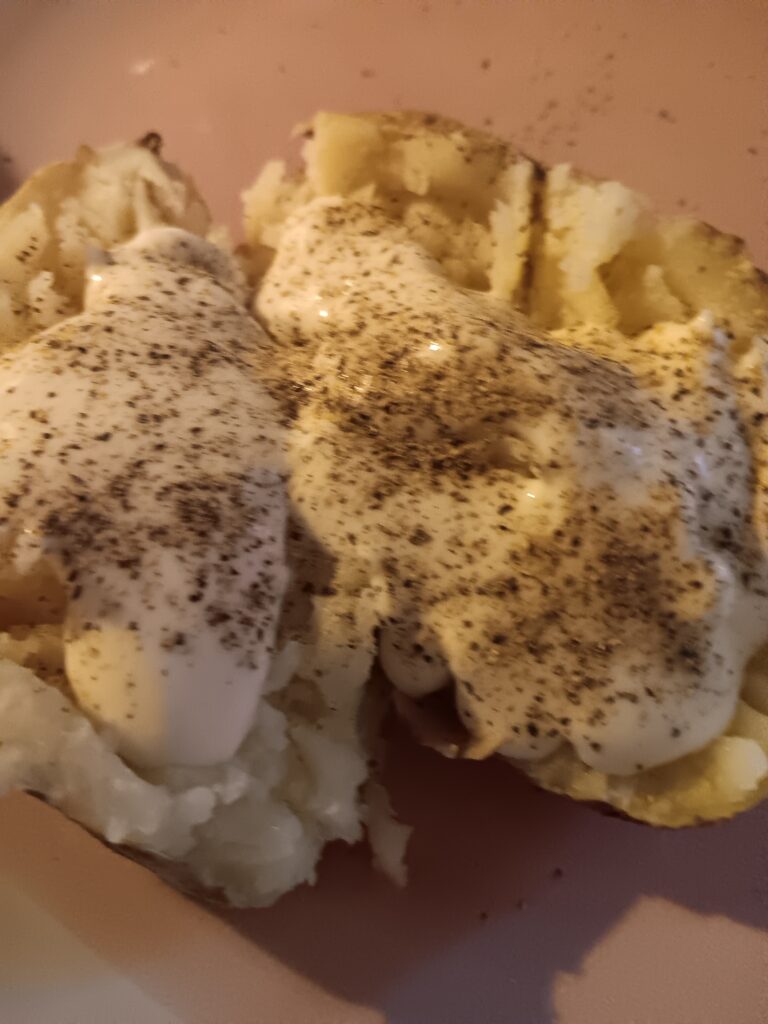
left=257, top=198, right=768, bottom=775
left=0, top=228, right=289, bottom=767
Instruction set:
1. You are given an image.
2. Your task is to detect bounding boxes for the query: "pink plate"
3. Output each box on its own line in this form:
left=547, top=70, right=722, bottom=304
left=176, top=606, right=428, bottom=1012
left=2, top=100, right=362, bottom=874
left=1, top=3, right=766, bottom=1022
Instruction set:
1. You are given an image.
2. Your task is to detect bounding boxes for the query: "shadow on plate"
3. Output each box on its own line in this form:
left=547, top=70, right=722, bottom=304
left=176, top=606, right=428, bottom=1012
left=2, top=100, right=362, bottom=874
left=0, top=146, right=18, bottom=202
left=0, top=714, right=765, bottom=1024
left=225, top=718, right=768, bottom=1024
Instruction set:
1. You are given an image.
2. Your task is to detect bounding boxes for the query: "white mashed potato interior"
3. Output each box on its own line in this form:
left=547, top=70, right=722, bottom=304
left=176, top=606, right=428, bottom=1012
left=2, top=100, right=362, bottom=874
left=0, top=645, right=367, bottom=906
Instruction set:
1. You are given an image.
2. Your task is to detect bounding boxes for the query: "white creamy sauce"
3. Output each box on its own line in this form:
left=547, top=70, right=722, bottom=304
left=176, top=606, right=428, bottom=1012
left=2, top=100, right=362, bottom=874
left=258, top=197, right=768, bottom=775
left=0, top=228, right=288, bottom=768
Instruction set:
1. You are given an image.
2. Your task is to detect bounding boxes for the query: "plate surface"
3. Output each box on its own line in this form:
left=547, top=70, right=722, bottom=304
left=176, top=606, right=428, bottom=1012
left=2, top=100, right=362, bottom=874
left=0, top=2, right=766, bottom=1022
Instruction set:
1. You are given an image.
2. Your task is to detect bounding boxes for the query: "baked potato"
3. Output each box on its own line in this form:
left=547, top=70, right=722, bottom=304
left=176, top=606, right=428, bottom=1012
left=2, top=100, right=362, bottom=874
left=245, top=111, right=768, bottom=828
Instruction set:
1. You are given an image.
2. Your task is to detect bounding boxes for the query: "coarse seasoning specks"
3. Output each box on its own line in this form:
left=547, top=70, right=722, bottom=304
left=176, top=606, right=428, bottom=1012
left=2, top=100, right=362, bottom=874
left=0, top=228, right=289, bottom=767
left=258, top=198, right=768, bottom=776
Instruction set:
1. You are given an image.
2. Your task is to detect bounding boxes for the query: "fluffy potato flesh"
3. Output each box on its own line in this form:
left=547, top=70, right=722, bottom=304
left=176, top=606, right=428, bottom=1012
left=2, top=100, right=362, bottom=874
left=0, top=136, right=209, bottom=353
left=244, top=110, right=768, bottom=827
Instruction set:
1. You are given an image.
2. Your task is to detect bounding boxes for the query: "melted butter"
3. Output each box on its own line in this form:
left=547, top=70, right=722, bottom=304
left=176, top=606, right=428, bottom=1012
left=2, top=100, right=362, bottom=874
left=0, top=228, right=288, bottom=768
left=258, top=198, right=768, bottom=775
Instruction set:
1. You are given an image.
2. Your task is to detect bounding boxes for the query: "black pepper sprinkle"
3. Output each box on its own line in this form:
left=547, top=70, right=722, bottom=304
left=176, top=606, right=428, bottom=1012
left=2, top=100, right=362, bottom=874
left=1, top=231, right=289, bottom=751
left=255, top=192, right=767, bottom=774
